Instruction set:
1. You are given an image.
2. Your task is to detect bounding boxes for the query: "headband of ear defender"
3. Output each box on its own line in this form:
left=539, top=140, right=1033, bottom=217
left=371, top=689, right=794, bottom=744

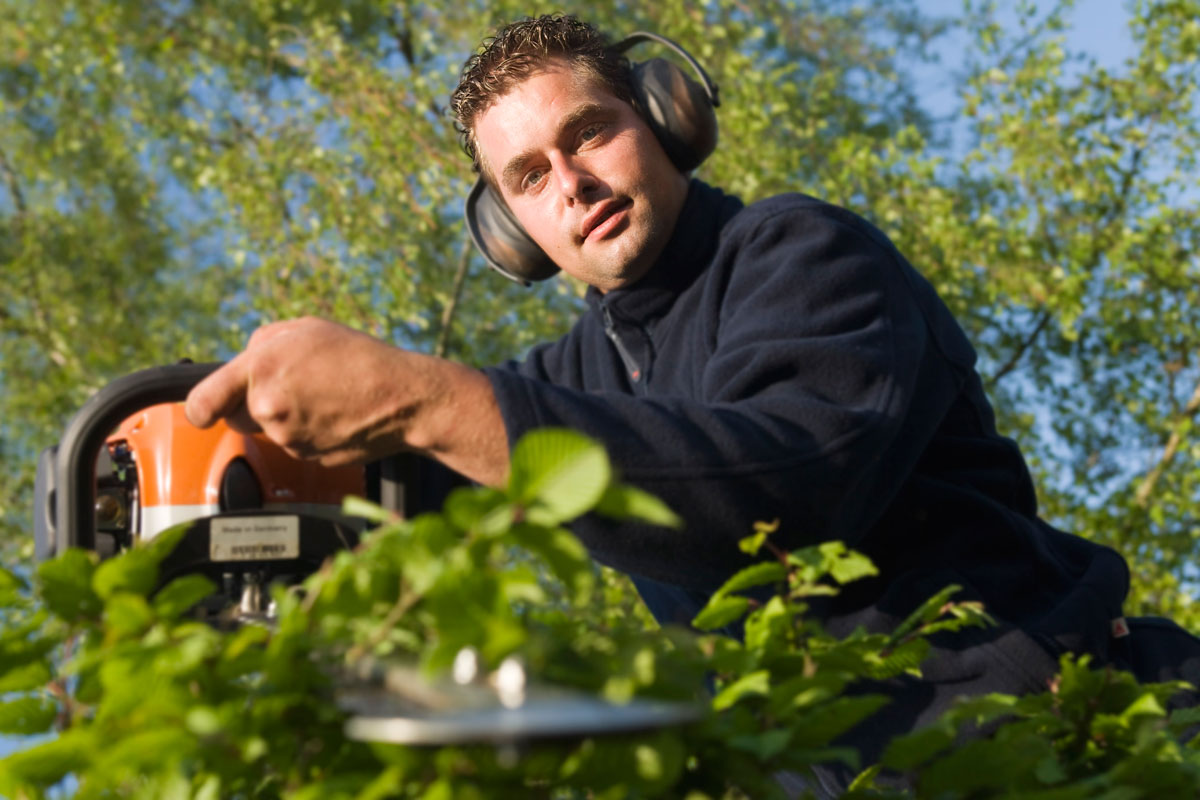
left=464, top=31, right=721, bottom=285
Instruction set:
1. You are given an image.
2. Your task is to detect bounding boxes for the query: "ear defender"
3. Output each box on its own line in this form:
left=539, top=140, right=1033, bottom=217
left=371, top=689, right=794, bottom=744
left=464, top=31, right=720, bottom=285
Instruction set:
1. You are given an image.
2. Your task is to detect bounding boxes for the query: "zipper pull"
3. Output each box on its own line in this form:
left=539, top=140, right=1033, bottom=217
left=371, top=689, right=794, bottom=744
left=601, top=304, right=642, bottom=383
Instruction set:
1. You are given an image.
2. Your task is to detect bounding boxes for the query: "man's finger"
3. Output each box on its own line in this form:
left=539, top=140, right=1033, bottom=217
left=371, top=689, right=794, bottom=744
left=224, top=404, right=265, bottom=436
left=246, top=317, right=306, bottom=348
left=185, top=354, right=251, bottom=429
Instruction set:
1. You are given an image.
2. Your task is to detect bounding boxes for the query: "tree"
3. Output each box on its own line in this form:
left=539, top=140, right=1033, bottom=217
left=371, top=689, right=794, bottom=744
left=1, top=0, right=1198, bottom=793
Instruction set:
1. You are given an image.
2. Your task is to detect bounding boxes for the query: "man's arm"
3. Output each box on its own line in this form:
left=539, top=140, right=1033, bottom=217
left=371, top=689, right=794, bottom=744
left=184, top=317, right=509, bottom=486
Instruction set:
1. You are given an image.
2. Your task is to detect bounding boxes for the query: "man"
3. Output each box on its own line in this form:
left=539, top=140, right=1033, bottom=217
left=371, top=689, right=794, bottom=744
left=185, top=13, right=1199, bottom=791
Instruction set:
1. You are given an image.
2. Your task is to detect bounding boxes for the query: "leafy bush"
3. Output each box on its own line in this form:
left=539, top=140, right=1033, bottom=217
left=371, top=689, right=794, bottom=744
left=2, top=430, right=1198, bottom=798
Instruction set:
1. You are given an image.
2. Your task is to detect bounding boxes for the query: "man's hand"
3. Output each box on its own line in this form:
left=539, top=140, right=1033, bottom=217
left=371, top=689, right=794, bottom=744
left=185, top=317, right=509, bottom=485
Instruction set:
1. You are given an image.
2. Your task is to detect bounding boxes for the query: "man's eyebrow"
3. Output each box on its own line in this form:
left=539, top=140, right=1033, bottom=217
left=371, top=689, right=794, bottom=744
left=500, top=103, right=610, bottom=187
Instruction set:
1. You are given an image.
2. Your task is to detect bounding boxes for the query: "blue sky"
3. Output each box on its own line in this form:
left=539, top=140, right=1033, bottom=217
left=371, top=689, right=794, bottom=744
left=920, top=0, right=1136, bottom=65
left=915, top=0, right=1137, bottom=124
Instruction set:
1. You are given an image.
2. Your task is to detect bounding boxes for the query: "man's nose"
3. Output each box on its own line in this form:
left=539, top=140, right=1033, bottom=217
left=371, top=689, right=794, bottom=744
left=551, top=153, right=597, bottom=202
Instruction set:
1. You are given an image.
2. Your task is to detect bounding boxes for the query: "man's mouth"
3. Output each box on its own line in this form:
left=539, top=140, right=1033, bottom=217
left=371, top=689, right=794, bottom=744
left=581, top=199, right=632, bottom=241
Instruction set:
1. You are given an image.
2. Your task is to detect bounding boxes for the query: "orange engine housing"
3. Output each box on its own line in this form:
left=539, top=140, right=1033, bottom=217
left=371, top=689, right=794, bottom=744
left=107, top=403, right=365, bottom=540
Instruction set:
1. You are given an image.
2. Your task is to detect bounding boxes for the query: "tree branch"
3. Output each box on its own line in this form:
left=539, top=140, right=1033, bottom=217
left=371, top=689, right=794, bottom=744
left=346, top=584, right=419, bottom=664
left=433, top=238, right=472, bottom=359
left=387, top=8, right=416, bottom=69
left=985, top=309, right=1053, bottom=389
left=1135, top=371, right=1200, bottom=508
left=0, top=146, right=27, bottom=216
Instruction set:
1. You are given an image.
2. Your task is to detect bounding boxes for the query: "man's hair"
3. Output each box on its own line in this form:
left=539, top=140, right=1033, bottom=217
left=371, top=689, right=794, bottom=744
left=450, top=15, right=633, bottom=178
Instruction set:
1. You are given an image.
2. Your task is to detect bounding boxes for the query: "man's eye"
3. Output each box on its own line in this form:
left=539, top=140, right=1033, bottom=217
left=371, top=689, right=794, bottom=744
left=580, top=124, right=602, bottom=142
left=522, top=168, right=546, bottom=191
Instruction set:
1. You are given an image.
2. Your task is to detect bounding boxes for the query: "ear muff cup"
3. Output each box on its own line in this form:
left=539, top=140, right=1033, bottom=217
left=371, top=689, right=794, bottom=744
left=628, top=57, right=718, bottom=172
left=465, top=178, right=559, bottom=284
left=464, top=31, right=719, bottom=285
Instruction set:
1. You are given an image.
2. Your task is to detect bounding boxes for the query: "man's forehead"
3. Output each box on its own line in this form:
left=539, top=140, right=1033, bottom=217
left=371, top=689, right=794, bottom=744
left=475, top=60, right=625, bottom=179
left=485, top=59, right=616, bottom=116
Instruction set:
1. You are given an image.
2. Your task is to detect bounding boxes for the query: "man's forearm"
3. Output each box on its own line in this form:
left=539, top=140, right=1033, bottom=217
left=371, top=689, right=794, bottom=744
left=398, top=353, right=509, bottom=486
left=184, top=317, right=510, bottom=485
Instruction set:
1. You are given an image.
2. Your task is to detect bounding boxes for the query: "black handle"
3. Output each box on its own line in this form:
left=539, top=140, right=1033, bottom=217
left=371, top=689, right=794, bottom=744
left=52, top=362, right=223, bottom=555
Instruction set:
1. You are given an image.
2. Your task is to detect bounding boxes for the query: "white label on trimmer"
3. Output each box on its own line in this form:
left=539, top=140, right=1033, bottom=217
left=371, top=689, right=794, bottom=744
left=210, top=516, right=300, bottom=561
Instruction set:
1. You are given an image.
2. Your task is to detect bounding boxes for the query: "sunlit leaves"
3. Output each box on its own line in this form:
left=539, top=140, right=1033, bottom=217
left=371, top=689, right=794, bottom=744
left=6, top=427, right=1200, bottom=794
left=0, top=696, right=56, bottom=736
left=509, top=428, right=612, bottom=526
left=35, top=548, right=101, bottom=622
left=152, top=574, right=219, bottom=621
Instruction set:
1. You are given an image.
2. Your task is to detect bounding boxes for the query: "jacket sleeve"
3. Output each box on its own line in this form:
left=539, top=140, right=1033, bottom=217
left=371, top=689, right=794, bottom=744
left=483, top=203, right=976, bottom=591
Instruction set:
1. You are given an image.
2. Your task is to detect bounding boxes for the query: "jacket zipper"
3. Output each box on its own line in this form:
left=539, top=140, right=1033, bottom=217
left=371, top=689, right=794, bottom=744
left=601, top=304, right=643, bottom=384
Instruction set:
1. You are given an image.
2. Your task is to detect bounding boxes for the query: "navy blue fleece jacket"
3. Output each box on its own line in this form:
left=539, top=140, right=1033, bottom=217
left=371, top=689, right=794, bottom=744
left=481, top=180, right=1189, bottom=761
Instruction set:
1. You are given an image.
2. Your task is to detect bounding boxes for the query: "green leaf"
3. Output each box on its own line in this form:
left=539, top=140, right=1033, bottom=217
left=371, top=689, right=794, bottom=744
left=881, top=723, right=956, bottom=770
left=1120, top=691, right=1167, bottom=721
left=634, top=740, right=665, bottom=781
left=185, top=706, right=222, bottom=737
left=445, top=486, right=510, bottom=533
left=0, top=660, right=52, bottom=694
left=739, top=531, right=768, bottom=556
left=714, top=561, right=787, bottom=598
left=738, top=519, right=780, bottom=556
left=508, top=524, right=594, bottom=606
left=864, top=638, right=930, bottom=680
left=101, top=726, right=195, bottom=773
left=713, top=669, right=771, bottom=712
left=0, top=695, right=57, bottom=735
left=767, top=673, right=843, bottom=715
left=728, top=728, right=792, bottom=761
left=152, top=574, right=217, bottom=620
left=104, top=592, right=155, bottom=637
left=692, top=594, right=750, bottom=631
left=788, top=695, right=892, bottom=748
left=823, top=546, right=879, bottom=584
left=195, top=775, right=222, bottom=800
left=36, top=548, right=102, bottom=621
left=743, top=594, right=792, bottom=651
left=509, top=429, right=611, bottom=525
left=142, top=521, right=191, bottom=564
left=0, top=615, right=57, bottom=677
left=1033, top=754, right=1068, bottom=784
left=633, top=732, right=687, bottom=792
left=342, top=495, right=394, bottom=524
left=93, top=547, right=159, bottom=600
left=0, top=566, right=27, bottom=597
left=0, top=727, right=92, bottom=789
left=594, top=484, right=682, bottom=528
left=1169, top=706, right=1200, bottom=730
left=848, top=764, right=883, bottom=792
left=888, top=584, right=964, bottom=643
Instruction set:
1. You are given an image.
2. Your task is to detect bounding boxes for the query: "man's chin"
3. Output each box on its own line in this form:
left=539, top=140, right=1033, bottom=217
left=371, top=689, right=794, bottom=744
left=597, top=256, right=655, bottom=292
left=556, top=231, right=655, bottom=291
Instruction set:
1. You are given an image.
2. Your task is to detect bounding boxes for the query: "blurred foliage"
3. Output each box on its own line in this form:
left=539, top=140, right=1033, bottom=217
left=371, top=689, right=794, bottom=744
left=4, top=428, right=1199, bottom=798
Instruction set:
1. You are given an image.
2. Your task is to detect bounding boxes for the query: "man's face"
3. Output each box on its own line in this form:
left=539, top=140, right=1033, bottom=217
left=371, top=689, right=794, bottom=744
left=473, top=60, right=689, bottom=293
